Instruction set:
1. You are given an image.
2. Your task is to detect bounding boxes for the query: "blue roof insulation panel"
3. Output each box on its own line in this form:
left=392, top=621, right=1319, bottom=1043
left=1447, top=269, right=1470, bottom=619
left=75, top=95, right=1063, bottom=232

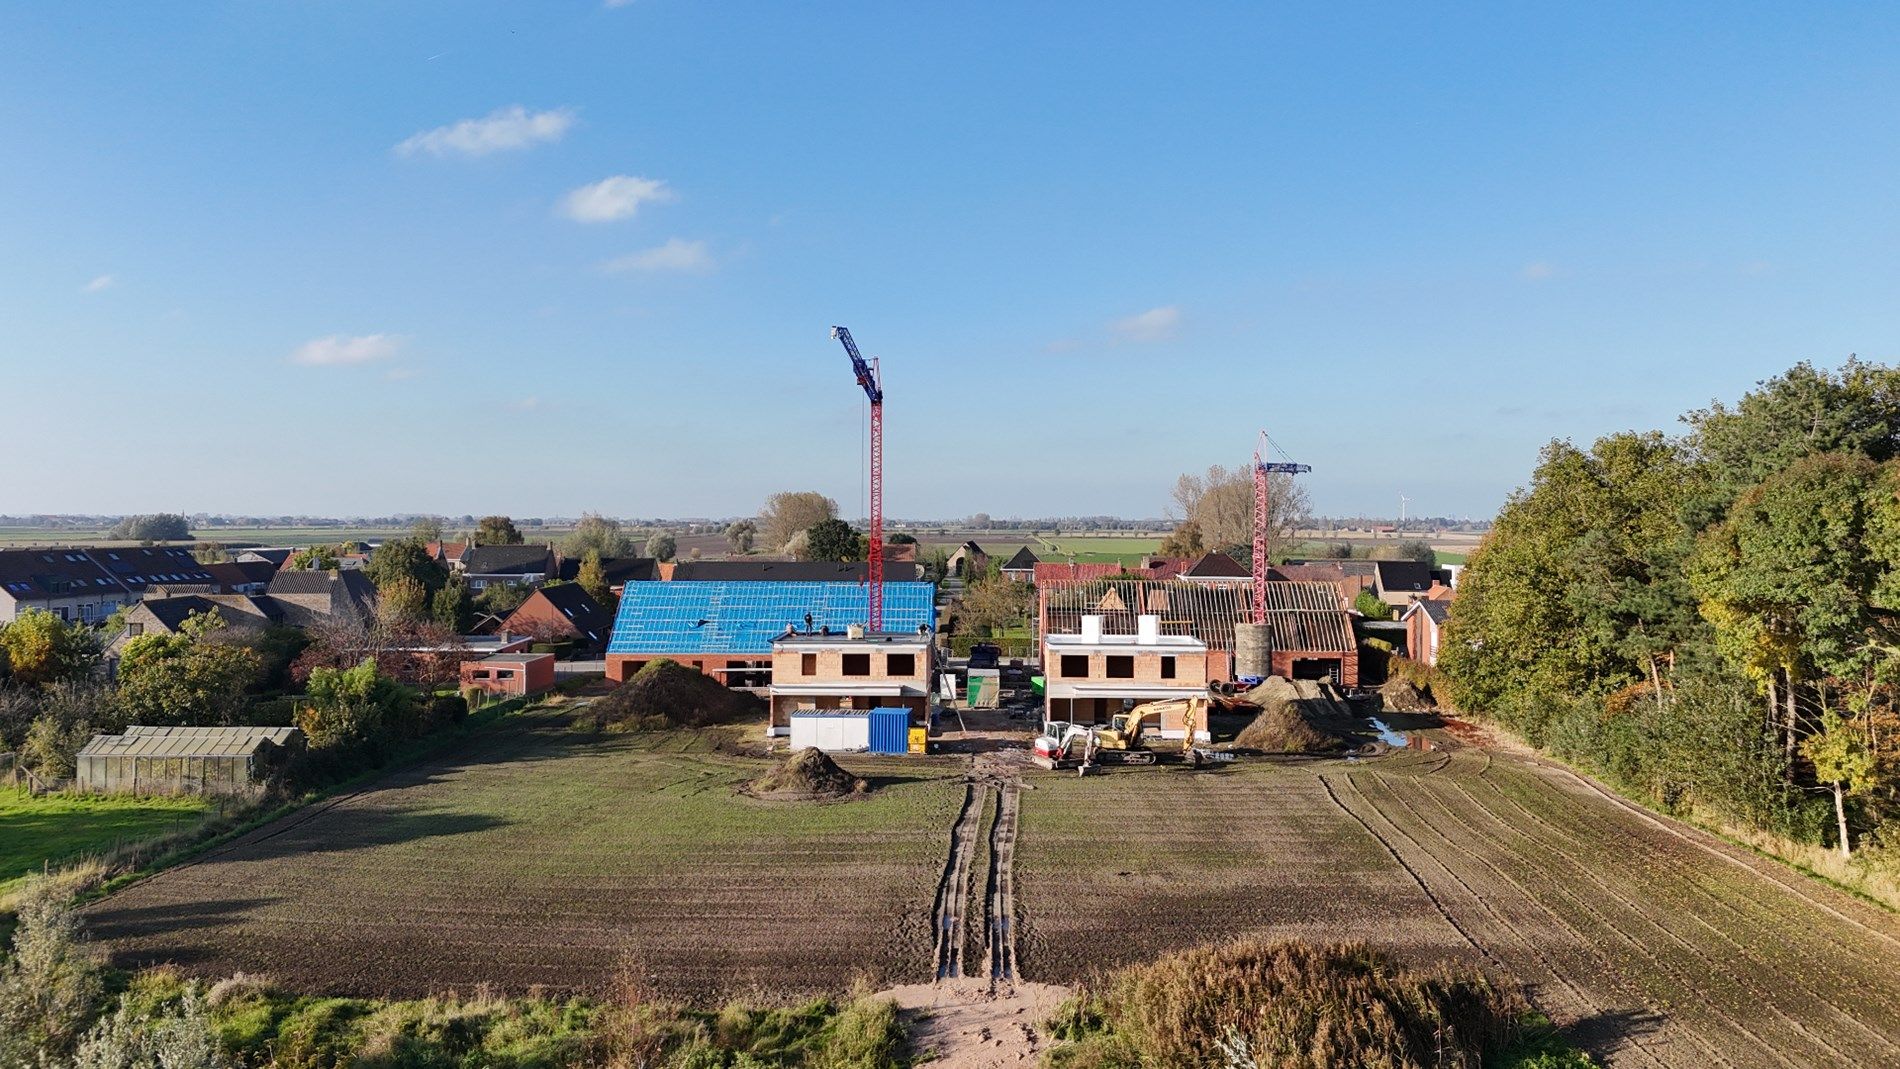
left=607, top=580, right=937, bottom=656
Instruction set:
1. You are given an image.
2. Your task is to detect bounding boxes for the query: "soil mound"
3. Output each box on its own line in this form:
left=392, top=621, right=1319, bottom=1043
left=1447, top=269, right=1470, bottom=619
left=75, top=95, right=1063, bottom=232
left=1381, top=676, right=1435, bottom=713
left=750, top=747, right=866, bottom=799
left=580, top=658, right=762, bottom=731
left=1234, top=701, right=1342, bottom=753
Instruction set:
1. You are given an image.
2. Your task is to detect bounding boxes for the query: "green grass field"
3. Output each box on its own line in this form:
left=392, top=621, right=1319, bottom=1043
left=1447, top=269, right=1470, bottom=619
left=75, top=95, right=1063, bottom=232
left=0, top=786, right=210, bottom=893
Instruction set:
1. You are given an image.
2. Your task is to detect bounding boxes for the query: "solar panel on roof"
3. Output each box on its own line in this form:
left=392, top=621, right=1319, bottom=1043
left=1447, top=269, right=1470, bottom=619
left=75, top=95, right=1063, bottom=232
left=607, top=581, right=935, bottom=656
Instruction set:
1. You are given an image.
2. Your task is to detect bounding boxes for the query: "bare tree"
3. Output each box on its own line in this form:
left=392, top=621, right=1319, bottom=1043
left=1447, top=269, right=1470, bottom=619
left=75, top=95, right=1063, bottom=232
left=1170, top=465, right=1310, bottom=552
left=758, top=492, right=838, bottom=552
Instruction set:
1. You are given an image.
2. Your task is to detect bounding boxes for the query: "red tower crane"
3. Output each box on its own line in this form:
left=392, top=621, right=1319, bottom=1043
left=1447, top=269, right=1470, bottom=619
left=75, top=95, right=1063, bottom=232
left=1253, top=430, right=1311, bottom=625
left=830, top=326, right=885, bottom=631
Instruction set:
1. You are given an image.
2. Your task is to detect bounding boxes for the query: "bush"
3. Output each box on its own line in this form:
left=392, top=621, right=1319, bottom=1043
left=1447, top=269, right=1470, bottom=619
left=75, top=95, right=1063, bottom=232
left=1051, top=939, right=1530, bottom=1069
left=0, top=875, right=105, bottom=1065
left=74, top=986, right=232, bottom=1069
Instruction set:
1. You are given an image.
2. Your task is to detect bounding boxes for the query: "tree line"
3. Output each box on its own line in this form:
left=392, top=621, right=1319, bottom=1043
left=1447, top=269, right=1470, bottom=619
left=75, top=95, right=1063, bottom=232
left=1441, top=358, right=1900, bottom=863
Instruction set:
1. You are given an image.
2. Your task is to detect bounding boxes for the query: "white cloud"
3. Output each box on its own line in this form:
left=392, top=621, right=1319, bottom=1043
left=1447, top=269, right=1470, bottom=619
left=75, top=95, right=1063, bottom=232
left=559, top=175, right=674, bottom=223
left=289, top=333, right=401, bottom=367
left=603, top=238, right=714, bottom=274
left=82, top=274, right=114, bottom=293
left=1111, top=305, right=1181, bottom=342
left=1521, top=261, right=1556, bottom=281
left=395, top=106, right=575, bottom=158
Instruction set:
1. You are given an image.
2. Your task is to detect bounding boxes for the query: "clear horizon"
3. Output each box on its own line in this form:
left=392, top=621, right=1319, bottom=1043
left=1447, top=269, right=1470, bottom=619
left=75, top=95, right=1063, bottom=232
left=5, top=3, right=1896, bottom=519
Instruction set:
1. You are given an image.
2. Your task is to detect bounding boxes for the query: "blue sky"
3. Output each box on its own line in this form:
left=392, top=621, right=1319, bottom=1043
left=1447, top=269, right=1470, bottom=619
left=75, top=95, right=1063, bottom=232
left=4, top=2, right=1899, bottom=521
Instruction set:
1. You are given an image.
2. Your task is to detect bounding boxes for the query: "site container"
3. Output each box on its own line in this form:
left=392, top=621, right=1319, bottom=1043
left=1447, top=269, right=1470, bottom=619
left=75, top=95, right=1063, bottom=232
left=788, top=711, right=870, bottom=752
left=868, top=707, right=910, bottom=754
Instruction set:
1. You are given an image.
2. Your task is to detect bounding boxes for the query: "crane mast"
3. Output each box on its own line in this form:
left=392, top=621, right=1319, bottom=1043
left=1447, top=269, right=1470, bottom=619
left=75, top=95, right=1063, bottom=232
left=1252, top=431, right=1311, bottom=626
left=830, top=326, right=884, bottom=631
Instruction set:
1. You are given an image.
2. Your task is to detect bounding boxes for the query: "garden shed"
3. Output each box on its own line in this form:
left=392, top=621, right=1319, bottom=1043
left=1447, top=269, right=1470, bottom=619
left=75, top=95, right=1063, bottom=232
left=76, top=725, right=303, bottom=796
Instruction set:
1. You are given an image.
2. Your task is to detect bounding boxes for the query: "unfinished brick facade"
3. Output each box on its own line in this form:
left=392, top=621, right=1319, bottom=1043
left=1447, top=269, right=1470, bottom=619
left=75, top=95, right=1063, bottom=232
left=766, top=633, right=933, bottom=735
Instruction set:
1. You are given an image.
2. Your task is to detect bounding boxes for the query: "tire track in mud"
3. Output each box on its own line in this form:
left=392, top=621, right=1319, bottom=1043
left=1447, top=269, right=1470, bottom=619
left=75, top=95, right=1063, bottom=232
left=981, top=784, right=1020, bottom=984
left=1457, top=767, right=1900, bottom=1056
left=1396, top=772, right=1833, bottom=1067
left=930, top=783, right=984, bottom=980
left=931, top=774, right=1022, bottom=988
left=1326, top=771, right=1675, bottom=1069
left=1483, top=759, right=1900, bottom=969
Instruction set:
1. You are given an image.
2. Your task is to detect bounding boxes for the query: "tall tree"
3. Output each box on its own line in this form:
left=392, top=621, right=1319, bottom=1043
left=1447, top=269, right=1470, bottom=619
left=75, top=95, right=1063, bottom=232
left=0, top=610, right=100, bottom=688
left=1690, top=452, right=1888, bottom=768
left=802, top=519, right=864, bottom=562
left=644, top=531, right=677, bottom=562
left=724, top=519, right=757, bottom=554
left=759, top=492, right=838, bottom=553
left=561, top=512, right=635, bottom=558
left=1439, top=433, right=1702, bottom=735
left=364, top=538, right=447, bottom=601
left=431, top=574, right=473, bottom=632
left=115, top=613, right=263, bottom=727
left=410, top=515, right=445, bottom=543
left=1158, top=519, right=1205, bottom=559
left=1685, top=357, right=1900, bottom=522
left=1171, top=465, right=1308, bottom=552
left=474, top=516, right=524, bottom=546
left=576, top=550, right=616, bottom=615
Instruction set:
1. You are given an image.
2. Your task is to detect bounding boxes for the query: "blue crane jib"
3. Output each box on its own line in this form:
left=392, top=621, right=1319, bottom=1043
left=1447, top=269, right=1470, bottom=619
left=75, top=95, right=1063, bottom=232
left=829, top=326, right=882, bottom=404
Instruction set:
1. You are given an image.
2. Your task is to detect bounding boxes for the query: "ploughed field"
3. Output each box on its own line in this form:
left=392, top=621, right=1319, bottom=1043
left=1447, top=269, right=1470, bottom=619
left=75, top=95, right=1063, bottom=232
left=1015, top=744, right=1900, bottom=1069
left=85, top=710, right=1900, bottom=1066
left=84, top=713, right=966, bottom=1000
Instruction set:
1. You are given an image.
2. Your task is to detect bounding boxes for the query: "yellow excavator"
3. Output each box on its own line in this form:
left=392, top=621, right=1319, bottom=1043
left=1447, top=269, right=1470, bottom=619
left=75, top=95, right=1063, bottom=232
left=1093, top=696, right=1211, bottom=764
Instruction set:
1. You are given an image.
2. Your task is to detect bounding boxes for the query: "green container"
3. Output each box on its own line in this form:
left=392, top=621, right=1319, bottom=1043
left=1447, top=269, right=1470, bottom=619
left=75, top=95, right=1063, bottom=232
left=1031, top=675, right=1046, bottom=697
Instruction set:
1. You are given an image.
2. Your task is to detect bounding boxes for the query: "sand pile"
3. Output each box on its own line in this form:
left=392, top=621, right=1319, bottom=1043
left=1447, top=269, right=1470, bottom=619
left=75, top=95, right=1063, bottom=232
left=750, top=747, right=867, bottom=799
left=580, top=658, right=763, bottom=732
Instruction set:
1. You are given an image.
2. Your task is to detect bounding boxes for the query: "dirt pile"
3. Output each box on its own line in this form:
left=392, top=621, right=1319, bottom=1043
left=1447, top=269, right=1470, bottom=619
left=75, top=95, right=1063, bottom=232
left=1234, top=702, right=1342, bottom=753
left=749, top=747, right=866, bottom=799
left=1381, top=676, right=1435, bottom=713
left=1233, top=676, right=1344, bottom=752
left=579, top=658, right=763, bottom=731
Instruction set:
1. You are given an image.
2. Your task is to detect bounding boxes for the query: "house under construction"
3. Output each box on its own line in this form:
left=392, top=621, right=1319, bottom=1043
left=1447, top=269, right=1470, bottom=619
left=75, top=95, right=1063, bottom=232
left=1037, top=578, right=1357, bottom=693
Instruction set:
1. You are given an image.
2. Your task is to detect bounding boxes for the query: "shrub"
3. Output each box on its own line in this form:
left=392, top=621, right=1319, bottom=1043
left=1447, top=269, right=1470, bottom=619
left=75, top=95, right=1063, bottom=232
left=73, top=986, right=232, bottom=1069
left=0, top=875, right=105, bottom=1065
left=1053, top=939, right=1530, bottom=1069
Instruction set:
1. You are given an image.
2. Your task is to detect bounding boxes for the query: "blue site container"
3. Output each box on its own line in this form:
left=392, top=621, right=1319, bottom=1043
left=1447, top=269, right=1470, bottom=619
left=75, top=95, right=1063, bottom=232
left=868, top=707, right=911, bottom=755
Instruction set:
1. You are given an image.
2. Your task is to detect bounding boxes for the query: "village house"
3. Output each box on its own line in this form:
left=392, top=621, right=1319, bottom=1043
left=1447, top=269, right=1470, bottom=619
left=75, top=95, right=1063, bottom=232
left=459, top=544, right=557, bottom=591
left=200, top=559, right=279, bottom=595
left=944, top=541, right=989, bottom=577
left=266, top=568, right=378, bottom=628
left=108, top=594, right=277, bottom=654
left=998, top=547, right=1040, bottom=582
left=501, top=583, right=612, bottom=653
left=766, top=625, right=934, bottom=741
left=1180, top=551, right=1251, bottom=584
left=669, top=559, right=925, bottom=582
left=0, top=548, right=132, bottom=625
